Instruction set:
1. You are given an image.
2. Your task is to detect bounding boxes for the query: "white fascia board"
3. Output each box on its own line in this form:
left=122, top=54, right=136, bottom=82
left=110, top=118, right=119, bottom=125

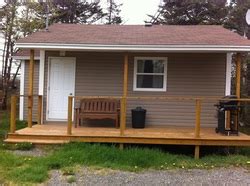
left=16, top=43, right=250, bottom=52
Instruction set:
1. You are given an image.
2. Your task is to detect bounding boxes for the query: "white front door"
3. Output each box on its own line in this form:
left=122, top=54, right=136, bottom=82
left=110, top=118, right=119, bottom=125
left=48, top=57, right=75, bottom=120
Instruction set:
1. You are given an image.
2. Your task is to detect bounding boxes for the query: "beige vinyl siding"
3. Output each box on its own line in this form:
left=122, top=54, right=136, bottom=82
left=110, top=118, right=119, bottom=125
left=41, top=51, right=225, bottom=127
left=23, top=60, right=39, bottom=121
left=127, top=53, right=225, bottom=127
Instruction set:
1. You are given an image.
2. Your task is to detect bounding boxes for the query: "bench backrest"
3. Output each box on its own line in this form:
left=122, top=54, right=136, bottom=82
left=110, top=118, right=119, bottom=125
left=80, top=99, right=120, bottom=113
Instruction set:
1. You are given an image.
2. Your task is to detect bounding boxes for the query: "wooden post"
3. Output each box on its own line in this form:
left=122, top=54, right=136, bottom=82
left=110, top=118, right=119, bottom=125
left=194, top=145, right=200, bottom=159
left=37, top=95, right=42, bottom=124
left=120, top=54, right=128, bottom=136
left=28, top=96, right=32, bottom=128
left=67, top=96, right=73, bottom=135
left=28, top=49, right=35, bottom=128
left=10, top=95, right=17, bottom=133
left=119, top=143, right=124, bottom=150
left=120, top=97, right=126, bottom=136
left=236, top=53, right=241, bottom=98
left=194, top=99, right=201, bottom=138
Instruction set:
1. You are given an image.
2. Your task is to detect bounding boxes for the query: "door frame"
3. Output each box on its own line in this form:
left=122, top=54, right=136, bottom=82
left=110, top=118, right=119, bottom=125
left=46, top=57, right=76, bottom=121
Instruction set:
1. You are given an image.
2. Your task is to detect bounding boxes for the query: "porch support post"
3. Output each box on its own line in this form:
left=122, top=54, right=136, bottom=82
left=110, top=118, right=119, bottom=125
left=194, top=99, right=201, bottom=159
left=120, top=53, right=128, bottom=136
left=10, top=95, right=17, bottom=133
left=194, top=99, right=201, bottom=138
left=37, top=95, right=42, bottom=125
left=194, top=145, right=200, bottom=159
left=67, top=96, right=73, bottom=135
left=236, top=53, right=241, bottom=98
left=28, top=49, right=34, bottom=128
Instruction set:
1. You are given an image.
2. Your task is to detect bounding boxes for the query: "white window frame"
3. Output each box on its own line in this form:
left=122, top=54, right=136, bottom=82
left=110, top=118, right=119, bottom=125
left=133, top=57, right=168, bottom=92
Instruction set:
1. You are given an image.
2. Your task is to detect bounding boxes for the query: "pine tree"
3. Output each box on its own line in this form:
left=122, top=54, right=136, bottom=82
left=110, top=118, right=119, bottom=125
left=225, top=0, right=250, bottom=37
left=150, top=0, right=228, bottom=25
left=50, top=0, right=105, bottom=24
left=105, top=0, right=122, bottom=24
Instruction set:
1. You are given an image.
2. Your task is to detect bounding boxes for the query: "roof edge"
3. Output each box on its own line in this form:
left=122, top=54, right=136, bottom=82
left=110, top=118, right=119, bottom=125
left=15, top=43, right=250, bottom=52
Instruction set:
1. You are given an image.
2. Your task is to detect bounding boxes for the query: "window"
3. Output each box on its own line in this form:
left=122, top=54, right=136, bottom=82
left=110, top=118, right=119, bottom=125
left=133, top=57, right=167, bottom=91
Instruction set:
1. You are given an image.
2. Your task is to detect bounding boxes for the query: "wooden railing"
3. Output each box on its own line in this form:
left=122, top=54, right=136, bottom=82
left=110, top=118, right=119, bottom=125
left=66, top=95, right=250, bottom=159
left=67, top=95, right=250, bottom=136
left=67, top=96, right=210, bottom=136
left=10, top=95, right=43, bottom=133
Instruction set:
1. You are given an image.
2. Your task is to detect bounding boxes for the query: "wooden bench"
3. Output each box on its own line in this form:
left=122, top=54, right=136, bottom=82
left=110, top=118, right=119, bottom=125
left=75, top=98, right=120, bottom=128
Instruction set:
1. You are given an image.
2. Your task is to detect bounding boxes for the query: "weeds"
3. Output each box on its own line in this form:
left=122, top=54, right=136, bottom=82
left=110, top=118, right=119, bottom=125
left=0, top=142, right=249, bottom=184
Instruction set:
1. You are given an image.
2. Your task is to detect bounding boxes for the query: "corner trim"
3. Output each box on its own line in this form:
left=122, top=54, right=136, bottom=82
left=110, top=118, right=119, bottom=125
left=225, top=53, right=232, bottom=96
left=39, top=50, right=45, bottom=124
left=19, top=60, right=25, bottom=120
left=39, top=50, right=45, bottom=95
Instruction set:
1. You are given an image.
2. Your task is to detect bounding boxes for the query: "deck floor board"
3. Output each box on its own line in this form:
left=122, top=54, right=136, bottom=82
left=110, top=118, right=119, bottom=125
left=6, top=123, right=250, bottom=145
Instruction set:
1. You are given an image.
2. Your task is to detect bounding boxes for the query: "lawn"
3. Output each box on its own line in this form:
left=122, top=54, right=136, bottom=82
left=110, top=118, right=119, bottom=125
left=0, top=112, right=250, bottom=184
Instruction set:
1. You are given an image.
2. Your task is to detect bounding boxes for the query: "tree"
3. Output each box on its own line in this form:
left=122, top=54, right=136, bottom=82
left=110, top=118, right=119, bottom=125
left=105, top=0, right=122, bottom=24
left=149, top=0, right=228, bottom=25
left=0, top=1, right=20, bottom=109
left=225, top=0, right=250, bottom=37
left=0, top=1, right=47, bottom=109
left=49, top=0, right=105, bottom=24
left=17, top=2, right=46, bottom=37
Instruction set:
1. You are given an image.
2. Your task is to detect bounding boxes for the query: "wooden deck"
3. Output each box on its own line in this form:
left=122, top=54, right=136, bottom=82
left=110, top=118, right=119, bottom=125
left=5, top=123, right=250, bottom=146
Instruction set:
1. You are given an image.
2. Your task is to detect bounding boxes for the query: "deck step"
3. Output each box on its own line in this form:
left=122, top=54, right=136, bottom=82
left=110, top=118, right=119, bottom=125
left=7, top=133, right=72, bottom=140
left=4, top=138, right=69, bottom=144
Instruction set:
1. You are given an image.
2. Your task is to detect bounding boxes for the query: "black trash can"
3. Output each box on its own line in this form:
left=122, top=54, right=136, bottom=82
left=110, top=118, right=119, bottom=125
left=131, top=107, right=146, bottom=128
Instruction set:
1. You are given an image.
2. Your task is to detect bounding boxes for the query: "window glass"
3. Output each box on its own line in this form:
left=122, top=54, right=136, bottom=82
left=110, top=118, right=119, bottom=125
left=137, top=75, right=164, bottom=88
left=137, top=60, right=164, bottom=73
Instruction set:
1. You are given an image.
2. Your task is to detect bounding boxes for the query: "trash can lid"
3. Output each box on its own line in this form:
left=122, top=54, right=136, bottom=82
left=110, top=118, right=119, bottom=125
left=223, top=95, right=237, bottom=99
left=132, top=107, right=146, bottom=111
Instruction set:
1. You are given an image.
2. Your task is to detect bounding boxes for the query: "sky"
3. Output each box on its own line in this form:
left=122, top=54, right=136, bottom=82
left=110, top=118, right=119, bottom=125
left=0, top=0, right=162, bottom=24
left=116, top=0, right=161, bottom=24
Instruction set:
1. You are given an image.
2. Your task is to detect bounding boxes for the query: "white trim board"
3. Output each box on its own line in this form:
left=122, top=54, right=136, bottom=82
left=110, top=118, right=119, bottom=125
left=133, top=57, right=168, bottom=92
left=39, top=50, right=45, bottom=95
left=225, top=53, right=232, bottom=96
left=39, top=50, right=45, bottom=124
left=16, top=43, right=250, bottom=52
left=19, top=60, right=25, bottom=120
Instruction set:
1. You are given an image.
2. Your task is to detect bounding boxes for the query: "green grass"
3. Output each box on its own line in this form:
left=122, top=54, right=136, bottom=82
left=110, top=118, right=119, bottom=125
left=0, top=142, right=250, bottom=184
left=0, top=112, right=250, bottom=184
left=0, top=112, right=29, bottom=150
left=0, top=112, right=26, bottom=141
